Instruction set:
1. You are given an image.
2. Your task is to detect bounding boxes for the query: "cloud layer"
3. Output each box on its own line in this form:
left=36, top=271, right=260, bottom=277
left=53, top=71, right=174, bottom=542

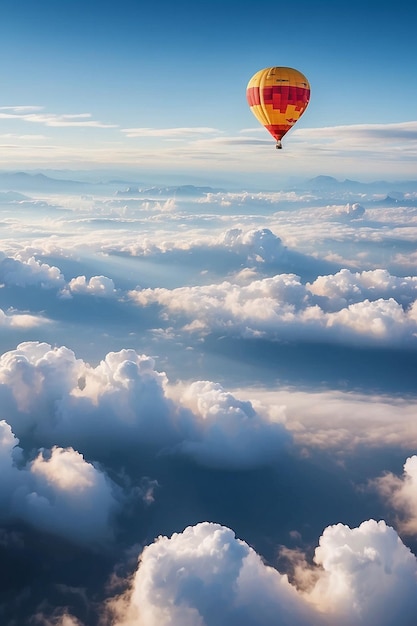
left=0, top=177, right=416, bottom=624
left=129, top=268, right=417, bottom=347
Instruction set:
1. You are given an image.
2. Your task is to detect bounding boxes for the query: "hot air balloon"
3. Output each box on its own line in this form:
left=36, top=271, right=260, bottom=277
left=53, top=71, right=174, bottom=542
left=246, top=67, right=310, bottom=149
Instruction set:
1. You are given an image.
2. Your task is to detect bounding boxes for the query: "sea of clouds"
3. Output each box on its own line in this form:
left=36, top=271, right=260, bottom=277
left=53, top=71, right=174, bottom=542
left=0, top=178, right=416, bottom=625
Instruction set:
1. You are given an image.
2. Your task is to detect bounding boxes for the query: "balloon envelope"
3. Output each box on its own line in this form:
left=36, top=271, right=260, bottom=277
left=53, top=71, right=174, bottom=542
left=246, top=67, right=310, bottom=147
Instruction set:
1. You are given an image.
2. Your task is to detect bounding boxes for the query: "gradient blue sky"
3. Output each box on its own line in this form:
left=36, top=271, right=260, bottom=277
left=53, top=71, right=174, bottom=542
left=1, top=0, right=416, bottom=182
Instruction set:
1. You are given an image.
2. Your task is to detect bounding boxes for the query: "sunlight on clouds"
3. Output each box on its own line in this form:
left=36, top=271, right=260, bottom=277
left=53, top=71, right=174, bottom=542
left=0, top=308, right=49, bottom=328
left=31, top=446, right=97, bottom=492
left=0, top=342, right=290, bottom=470
left=172, top=380, right=291, bottom=468
left=53, top=617, right=83, bottom=626
left=108, top=522, right=317, bottom=626
left=374, top=456, right=417, bottom=536
left=0, top=423, right=121, bottom=544
left=107, top=520, right=417, bottom=626
left=308, top=269, right=417, bottom=307
left=0, top=253, right=65, bottom=288
left=0, top=163, right=416, bottom=624
left=232, top=387, right=417, bottom=452
left=129, top=277, right=417, bottom=347
left=0, top=342, right=84, bottom=413
left=306, top=519, right=417, bottom=624
left=65, top=274, right=117, bottom=297
left=0, top=420, right=22, bottom=490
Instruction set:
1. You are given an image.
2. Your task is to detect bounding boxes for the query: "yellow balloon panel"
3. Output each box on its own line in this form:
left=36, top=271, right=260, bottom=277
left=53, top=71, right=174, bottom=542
left=246, top=67, right=310, bottom=143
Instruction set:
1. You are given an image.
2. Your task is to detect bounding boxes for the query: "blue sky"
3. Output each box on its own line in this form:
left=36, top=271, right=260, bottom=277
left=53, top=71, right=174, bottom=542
left=1, top=0, right=416, bottom=182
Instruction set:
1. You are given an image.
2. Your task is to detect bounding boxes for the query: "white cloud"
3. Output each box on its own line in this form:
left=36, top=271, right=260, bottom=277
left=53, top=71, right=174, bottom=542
left=308, top=269, right=417, bottom=308
left=197, top=190, right=312, bottom=207
left=374, top=456, right=417, bottom=536
left=0, top=106, right=44, bottom=113
left=173, top=380, right=290, bottom=468
left=0, top=342, right=84, bottom=410
left=0, top=106, right=117, bottom=128
left=0, top=421, right=121, bottom=545
left=336, top=202, right=365, bottom=218
left=1, top=114, right=416, bottom=176
left=102, top=226, right=288, bottom=262
left=239, top=387, right=417, bottom=452
left=43, top=613, right=82, bottom=626
left=0, top=133, right=47, bottom=141
left=0, top=420, right=23, bottom=503
left=121, top=127, right=221, bottom=138
left=31, top=445, right=100, bottom=491
left=19, top=446, right=121, bottom=544
left=0, top=254, right=65, bottom=288
left=298, top=120, right=417, bottom=143
left=0, top=178, right=415, bottom=624
left=217, top=228, right=287, bottom=263
left=128, top=275, right=417, bottom=347
left=0, top=308, right=49, bottom=328
left=108, top=522, right=318, bottom=626
left=65, top=274, right=117, bottom=297
left=0, top=342, right=290, bottom=469
left=108, top=519, right=417, bottom=626
left=325, top=297, right=411, bottom=340
left=306, top=519, right=417, bottom=625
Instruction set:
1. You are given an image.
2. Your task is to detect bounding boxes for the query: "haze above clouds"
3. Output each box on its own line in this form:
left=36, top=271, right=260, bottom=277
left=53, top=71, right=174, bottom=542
left=1, top=0, right=416, bottom=182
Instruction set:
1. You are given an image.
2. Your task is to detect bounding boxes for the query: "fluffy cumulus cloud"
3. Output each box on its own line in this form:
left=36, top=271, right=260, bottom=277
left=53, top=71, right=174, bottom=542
left=374, top=456, right=417, bottom=536
left=101, top=227, right=286, bottom=268
left=0, top=253, right=116, bottom=299
left=174, top=381, right=290, bottom=468
left=0, top=420, right=120, bottom=544
left=336, top=202, right=365, bottom=218
left=1, top=182, right=417, bottom=625
left=0, top=342, right=85, bottom=417
left=108, top=522, right=318, bottom=626
left=308, top=268, right=417, bottom=308
left=108, top=520, right=417, bottom=626
left=130, top=274, right=309, bottom=320
left=0, top=342, right=177, bottom=454
left=197, top=190, right=310, bottom=208
left=0, top=252, right=65, bottom=288
left=64, top=274, right=117, bottom=297
left=0, top=252, right=120, bottom=304
left=128, top=273, right=417, bottom=346
left=216, top=228, right=287, bottom=263
left=0, top=419, right=23, bottom=502
left=306, top=519, right=417, bottom=625
left=0, top=342, right=289, bottom=469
